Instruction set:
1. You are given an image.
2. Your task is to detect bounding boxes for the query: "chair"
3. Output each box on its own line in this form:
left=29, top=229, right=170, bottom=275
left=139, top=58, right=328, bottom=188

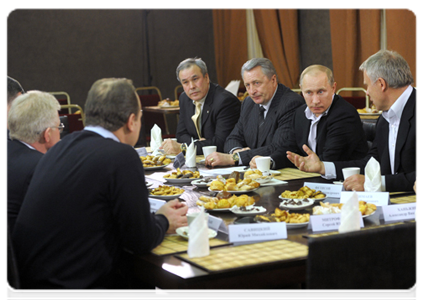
left=174, top=85, right=183, bottom=100
left=8, top=227, right=20, bottom=289
left=336, top=87, right=369, bottom=110
left=362, top=120, right=376, bottom=150
left=306, top=222, right=416, bottom=289
left=135, top=86, right=175, bottom=143
left=49, top=91, right=71, bottom=114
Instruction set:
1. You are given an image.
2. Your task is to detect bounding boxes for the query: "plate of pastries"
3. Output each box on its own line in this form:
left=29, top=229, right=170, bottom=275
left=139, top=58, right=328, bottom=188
left=141, top=155, right=172, bottom=170
left=149, top=185, right=185, bottom=200
left=208, top=172, right=260, bottom=193
left=163, top=168, right=202, bottom=183
left=280, top=186, right=326, bottom=201
left=158, top=99, right=179, bottom=108
left=196, top=191, right=256, bottom=211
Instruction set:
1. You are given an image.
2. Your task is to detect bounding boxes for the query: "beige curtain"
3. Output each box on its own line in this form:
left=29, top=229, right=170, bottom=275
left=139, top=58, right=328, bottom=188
left=386, top=9, right=416, bottom=86
left=212, top=9, right=248, bottom=87
left=330, top=10, right=381, bottom=96
left=253, top=9, right=301, bottom=88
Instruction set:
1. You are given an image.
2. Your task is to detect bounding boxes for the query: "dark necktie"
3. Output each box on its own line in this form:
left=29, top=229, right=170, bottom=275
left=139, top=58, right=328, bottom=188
left=258, top=105, right=266, bottom=139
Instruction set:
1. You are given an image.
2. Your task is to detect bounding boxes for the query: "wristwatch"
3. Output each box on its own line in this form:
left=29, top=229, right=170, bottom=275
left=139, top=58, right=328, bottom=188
left=232, top=153, right=239, bottom=166
left=180, top=143, right=187, bottom=155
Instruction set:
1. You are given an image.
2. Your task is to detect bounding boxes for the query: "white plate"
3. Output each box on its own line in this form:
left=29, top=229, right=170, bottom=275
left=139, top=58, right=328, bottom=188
left=230, top=206, right=266, bottom=216
left=144, top=164, right=171, bottom=171
left=243, top=168, right=281, bottom=175
left=159, top=105, right=179, bottom=109
left=176, top=226, right=217, bottom=239
left=279, top=197, right=315, bottom=210
left=286, top=222, right=309, bottom=229
left=259, top=178, right=288, bottom=186
left=145, top=182, right=153, bottom=188
left=197, top=205, right=232, bottom=212
left=191, top=178, right=214, bottom=187
left=362, top=211, right=376, bottom=218
left=149, top=193, right=183, bottom=200
left=208, top=187, right=259, bottom=194
left=279, top=196, right=326, bottom=202
left=333, top=181, right=343, bottom=185
left=166, top=155, right=176, bottom=159
left=165, top=177, right=199, bottom=184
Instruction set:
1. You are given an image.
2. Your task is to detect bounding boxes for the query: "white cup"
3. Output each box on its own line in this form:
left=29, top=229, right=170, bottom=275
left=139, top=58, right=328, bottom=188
left=187, top=212, right=208, bottom=226
left=342, top=167, right=360, bottom=180
left=255, top=156, right=271, bottom=173
left=202, top=146, right=217, bottom=158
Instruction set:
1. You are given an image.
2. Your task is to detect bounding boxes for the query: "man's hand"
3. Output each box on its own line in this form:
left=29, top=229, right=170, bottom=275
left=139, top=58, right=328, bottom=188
left=156, top=199, right=188, bottom=234
left=286, top=144, right=325, bottom=175
left=160, top=139, right=181, bottom=155
left=343, top=174, right=365, bottom=191
left=205, top=152, right=234, bottom=168
left=249, top=155, right=261, bottom=169
left=233, top=147, right=250, bottom=154
left=413, top=175, right=420, bottom=195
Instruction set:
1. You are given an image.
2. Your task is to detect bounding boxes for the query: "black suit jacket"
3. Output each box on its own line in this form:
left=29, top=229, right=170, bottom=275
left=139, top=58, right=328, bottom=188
left=7, top=139, right=43, bottom=232
left=334, top=88, right=416, bottom=192
left=224, top=83, right=304, bottom=164
left=271, top=95, right=368, bottom=169
left=176, top=82, right=241, bottom=154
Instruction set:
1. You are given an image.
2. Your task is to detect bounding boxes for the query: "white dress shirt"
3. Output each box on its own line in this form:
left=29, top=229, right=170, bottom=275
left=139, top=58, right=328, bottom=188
left=304, top=96, right=333, bottom=152
left=84, top=125, right=120, bottom=143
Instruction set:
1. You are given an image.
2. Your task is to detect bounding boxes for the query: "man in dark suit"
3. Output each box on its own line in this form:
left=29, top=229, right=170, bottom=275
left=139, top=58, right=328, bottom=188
left=4, top=75, right=25, bottom=140
left=205, top=58, right=304, bottom=167
left=287, top=50, right=415, bottom=192
left=250, top=65, right=368, bottom=170
left=13, top=78, right=188, bottom=288
left=8, top=91, right=62, bottom=232
left=160, top=58, right=240, bottom=155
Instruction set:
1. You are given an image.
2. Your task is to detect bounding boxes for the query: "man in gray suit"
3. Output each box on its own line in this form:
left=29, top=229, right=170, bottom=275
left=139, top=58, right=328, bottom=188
left=205, top=58, right=304, bottom=167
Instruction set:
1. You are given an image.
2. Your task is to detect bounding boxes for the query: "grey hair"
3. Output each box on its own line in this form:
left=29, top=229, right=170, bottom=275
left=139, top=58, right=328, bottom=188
left=85, top=78, right=140, bottom=131
left=241, top=58, right=278, bottom=81
left=299, top=64, right=335, bottom=86
left=8, top=91, right=60, bottom=143
left=176, top=58, right=208, bottom=82
left=359, top=50, right=414, bottom=88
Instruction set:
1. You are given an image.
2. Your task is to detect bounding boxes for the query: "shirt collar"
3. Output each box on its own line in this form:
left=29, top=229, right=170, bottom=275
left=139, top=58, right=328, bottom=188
left=382, top=85, right=413, bottom=123
left=191, top=85, right=209, bottom=106
left=260, top=85, right=278, bottom=111
left=304, top=94, right=334, bottom=121
left=19, top=140, right=36, bottom=150
left=84, top=125, right=120, bottom=143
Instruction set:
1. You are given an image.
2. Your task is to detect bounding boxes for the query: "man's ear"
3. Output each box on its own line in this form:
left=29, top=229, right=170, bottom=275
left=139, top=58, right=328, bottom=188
left=40, top=128, right=51, bottom=144
left=126, top=113, right=137, bottom=133
left=378, top=78, right=388, bottom=92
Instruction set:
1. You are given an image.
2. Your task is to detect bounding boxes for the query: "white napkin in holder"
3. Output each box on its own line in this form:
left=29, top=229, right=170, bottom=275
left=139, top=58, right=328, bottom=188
left=364, top=157, right=382, bottom=192
left=188, top=209, right=210, bottom=258
left=150, top=124, right=163, bottom=153
left=338, top=191, right=361, bottom=233
left=185, top=141, right=197, bottom=168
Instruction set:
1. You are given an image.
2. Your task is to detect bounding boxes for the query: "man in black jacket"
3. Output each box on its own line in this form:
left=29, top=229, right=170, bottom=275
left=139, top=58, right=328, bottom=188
left=287, top=50, right=415, bottom=192
left=250, top=65, right=368, bottom=169
left=13, top=78, right=188, bottom=288
left=205, top=58, right=304, bottom=167
left=160, top=57, right=241, bottom=155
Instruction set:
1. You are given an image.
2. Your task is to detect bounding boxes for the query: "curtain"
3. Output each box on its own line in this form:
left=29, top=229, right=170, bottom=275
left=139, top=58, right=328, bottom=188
left=386, top=9, right=416, bottom=86
left=212, top=9, right=248, bottom=87
left=253, top=9, right=301, bottom=88
left=329, top=10, right=381, bottom=95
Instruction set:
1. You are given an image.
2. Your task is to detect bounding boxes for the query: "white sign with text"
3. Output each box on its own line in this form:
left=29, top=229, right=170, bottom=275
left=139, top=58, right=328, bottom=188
left=382, top=203, right=416, bottom=222
left=310, top=214, right=364, bottom=232
left=304, top=182, right=343, bottom=198
left=228, top=223, right=287, bottom=244
left=148, top=198, right=166, bottom=213
left=340, top=191, right=389, bottom=206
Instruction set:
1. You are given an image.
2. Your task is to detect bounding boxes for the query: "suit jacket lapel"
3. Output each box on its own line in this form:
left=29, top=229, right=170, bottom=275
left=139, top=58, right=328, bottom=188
left=201, top=84, right=215, bottom=128
left=394, top=89, right=415, bottom=172
left=256, top=87, right=281, bottom=147
left=251, top=104, right=261, bottom=147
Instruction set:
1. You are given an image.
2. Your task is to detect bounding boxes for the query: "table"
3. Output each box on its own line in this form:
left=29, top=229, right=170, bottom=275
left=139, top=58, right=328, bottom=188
left=143, top=106, right=180, bottom=135
left=136, top=160, right=415, bottom=289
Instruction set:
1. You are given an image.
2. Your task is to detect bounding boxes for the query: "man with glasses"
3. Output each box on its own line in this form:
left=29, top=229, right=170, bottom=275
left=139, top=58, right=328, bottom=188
left=7, top=91, right=62, bottom=232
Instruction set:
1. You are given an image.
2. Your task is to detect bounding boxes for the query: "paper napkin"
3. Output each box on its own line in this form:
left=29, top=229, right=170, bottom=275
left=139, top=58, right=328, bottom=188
left=415, top=193, right=421, bottom=222
left=150, top=124, right=163, bottom=153
left=364, top=157, right=382, bottom=192
left=185, top=141, right=197, bottom=168
left=225, top=80, right=241, bottom=96
left=188, top=209, right=210, bottom=258
left=338, top=191, right=361, bottom=233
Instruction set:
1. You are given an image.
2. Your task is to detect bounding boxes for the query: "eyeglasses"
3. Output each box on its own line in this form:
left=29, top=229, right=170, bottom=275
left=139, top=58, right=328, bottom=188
left=51, top=123, right=65, bottom=133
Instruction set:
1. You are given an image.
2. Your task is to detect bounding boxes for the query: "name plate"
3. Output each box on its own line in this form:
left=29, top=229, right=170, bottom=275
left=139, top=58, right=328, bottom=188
left=148, top=198, right=166, bottom=213
left=310, top=214, right=363, bottom=232
left=228, top=223, right=287, bottom=244
left=382, top=203, right=416, bottom=222
left=304, top=182, right=343, bottom=198
left=340, top=191, right=389, bottom=206
left=208, top=214, right=225, bottom=232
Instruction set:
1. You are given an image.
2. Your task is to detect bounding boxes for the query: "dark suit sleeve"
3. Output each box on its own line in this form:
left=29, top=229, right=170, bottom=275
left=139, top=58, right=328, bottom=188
left=192, top=94, right=241, bottom=154
left=237, top=96, right=302, bottom=164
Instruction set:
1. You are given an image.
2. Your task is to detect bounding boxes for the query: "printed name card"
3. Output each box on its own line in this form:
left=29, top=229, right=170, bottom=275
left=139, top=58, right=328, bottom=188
left=310, top=214, right=364, bottom=232
left=135, top=147, right=148, bottom=157
left=304, top=182, right=343, bottom=198
left=228, top=223, right=287, bottom=244
left=340, top=191, right=389, bottom=206
left=208, top=214, right=225, bottom=233
left=382, top=203, right=416, bottom=222
left=148, top=198, right=166, bottom=213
